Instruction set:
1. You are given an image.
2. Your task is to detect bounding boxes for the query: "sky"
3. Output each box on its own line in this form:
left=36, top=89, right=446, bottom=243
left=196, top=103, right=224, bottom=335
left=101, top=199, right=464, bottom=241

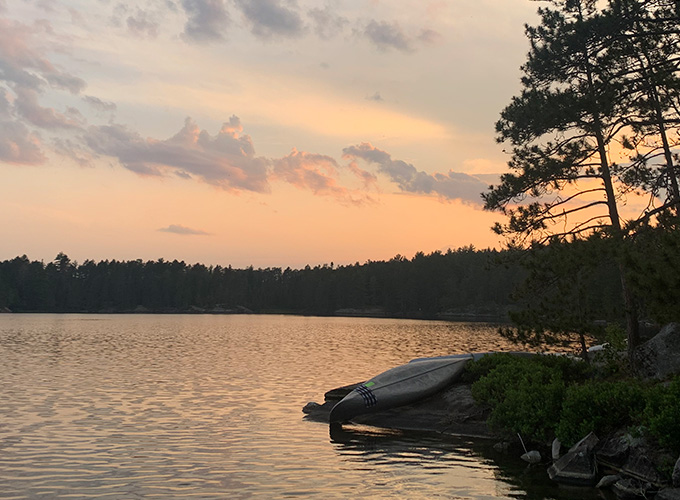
left=0, top=0, right=542, bottom=269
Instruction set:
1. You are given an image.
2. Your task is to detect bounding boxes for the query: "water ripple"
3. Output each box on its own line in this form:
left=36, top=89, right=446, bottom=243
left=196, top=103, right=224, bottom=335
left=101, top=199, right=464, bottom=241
left=0, top=314, right=587, bottom=500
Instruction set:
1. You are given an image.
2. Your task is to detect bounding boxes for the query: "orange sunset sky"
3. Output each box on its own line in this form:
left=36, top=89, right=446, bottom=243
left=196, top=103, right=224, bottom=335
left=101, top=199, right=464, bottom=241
left=0, top=0, right=544, bottom=269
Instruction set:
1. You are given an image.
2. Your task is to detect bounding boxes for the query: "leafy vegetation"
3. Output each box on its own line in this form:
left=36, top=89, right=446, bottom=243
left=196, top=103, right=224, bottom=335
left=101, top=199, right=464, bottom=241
left=469, top=354, right=680, bottom=455
left=556, top=380, right=646, bottom=446
left=471, top=356, right=569, bottom=442
left=643, top=377, right=680, bottom=453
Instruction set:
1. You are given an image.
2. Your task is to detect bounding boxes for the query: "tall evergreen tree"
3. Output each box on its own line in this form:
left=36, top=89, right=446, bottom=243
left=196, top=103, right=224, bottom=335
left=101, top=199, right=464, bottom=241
left=482, top=0, right=680, bottom=359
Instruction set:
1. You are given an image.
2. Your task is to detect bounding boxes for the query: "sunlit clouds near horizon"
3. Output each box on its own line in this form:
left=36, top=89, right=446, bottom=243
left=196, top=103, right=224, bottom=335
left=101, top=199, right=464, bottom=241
left=0, top=0, right=541, bottom=269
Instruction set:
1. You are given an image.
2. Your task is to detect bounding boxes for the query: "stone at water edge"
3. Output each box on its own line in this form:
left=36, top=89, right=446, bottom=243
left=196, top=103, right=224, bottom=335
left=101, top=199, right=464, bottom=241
left=493, top=442, right=510, bottom=453
left=673, top=455, right=680, bottom=488
left=596, top=431, right=633, bottom=469
left=612, top=477, right=654, bottom=500
left=521, top=450, right=542, bottom=464
left=596, top=475, right=621, bottom=489
left=622, top=444, right=667, bottom=486
left=547, top=432, right=599, bottom=486
left=552, top=438, right=561, bottom=460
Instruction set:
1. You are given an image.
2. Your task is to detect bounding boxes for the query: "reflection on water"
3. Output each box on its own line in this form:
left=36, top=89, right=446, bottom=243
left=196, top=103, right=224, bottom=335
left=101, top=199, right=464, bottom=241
left=0, top=314, right=584, bottom=499
left=329, top=425, right=604, bottom=500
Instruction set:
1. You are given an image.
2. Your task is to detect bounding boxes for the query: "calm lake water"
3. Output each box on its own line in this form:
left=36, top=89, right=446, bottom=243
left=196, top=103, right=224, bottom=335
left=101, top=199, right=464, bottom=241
left=0, top=314, right=596, bottom=499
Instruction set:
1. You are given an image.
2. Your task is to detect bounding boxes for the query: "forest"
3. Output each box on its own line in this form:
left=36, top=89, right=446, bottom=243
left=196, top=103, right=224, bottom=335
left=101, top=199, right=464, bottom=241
left=0, top=247, right=624, bottom=321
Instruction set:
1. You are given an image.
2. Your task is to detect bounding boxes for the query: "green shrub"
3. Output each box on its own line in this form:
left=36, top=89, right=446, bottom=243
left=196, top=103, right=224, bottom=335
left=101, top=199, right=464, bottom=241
left=462, top=353, right=521, bottom=383
left=643, top=376, right=680, bottom=454
left=471, top=355, right=572, bottom=442
left=463, top=352, right=590, bottom=384
left=556, top=380, right=645, bottom=447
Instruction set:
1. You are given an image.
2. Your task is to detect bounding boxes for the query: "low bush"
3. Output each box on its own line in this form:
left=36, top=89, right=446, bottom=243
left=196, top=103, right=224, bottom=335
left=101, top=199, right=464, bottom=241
left=462, top=353, right=521, bottom=383
left=643, top=376, right=680, bottom=454
left=468, top=353, right=680, bottom=452
left=556, top=380, right=646, bottom=447
left=470, top=354, right=583, bottom=442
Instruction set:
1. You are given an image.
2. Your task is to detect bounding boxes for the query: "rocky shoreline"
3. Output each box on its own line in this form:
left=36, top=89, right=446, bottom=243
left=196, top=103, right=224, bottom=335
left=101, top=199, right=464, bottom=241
left=303, top=380, right=493, bottom=438
left=304, top=356, right=680, bottom=499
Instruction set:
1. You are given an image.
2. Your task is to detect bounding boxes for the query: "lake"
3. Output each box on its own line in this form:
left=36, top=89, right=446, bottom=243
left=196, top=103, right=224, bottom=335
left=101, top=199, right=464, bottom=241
left=0, top=314, right=596, bottom=499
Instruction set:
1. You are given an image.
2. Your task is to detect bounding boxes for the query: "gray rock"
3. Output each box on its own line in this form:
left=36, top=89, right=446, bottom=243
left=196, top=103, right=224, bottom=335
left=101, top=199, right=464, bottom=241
left=612, top=478, right=654, bottom=500
left=658, top=488, right=680, bottom=500
left=673, top=455, right=680, bottom=488
left=324, top=383, right=362, bottom=402
left=596, top=475, right=621, bottom=488
left=633, top=323, right=680, bottom=379
left=622, top=445, right=666, bottom=486
left=548, top=432, right=599, bottom=486
left=596, top=431, right=632, bottom=469
left=552, top=438, right=561, bottom=460
left=521, top=450, right=541, bottom=464
left=493, top=441, right=510, bottom=453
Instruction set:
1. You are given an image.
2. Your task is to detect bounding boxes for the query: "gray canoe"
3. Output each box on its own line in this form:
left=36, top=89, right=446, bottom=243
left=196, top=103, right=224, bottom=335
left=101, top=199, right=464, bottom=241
left=328, top=356, right=472, bottom=423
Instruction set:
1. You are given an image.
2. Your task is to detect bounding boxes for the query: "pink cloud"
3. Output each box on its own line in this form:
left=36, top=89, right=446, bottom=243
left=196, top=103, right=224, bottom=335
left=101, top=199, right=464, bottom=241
left=84, top=117, right=271, bottom=193
left=343, top=142, right=488, bottom=206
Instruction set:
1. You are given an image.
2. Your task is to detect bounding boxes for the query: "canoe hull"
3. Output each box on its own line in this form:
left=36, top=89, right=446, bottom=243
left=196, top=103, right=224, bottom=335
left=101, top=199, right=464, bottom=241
left=329, top=356, right=471, bottom=423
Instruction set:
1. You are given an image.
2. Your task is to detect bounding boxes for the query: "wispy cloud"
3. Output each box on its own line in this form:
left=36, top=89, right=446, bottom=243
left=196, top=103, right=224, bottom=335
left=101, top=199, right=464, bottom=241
left=126, top=8, right=160, bottom=39
left=158, top=224, right=211, bottom=235
left=83, top=95, right=117, bottom=113
left=15, top=87, right=85, bottom=129
left=363, top=20, right=413, bottom=52
left=0, top=8, right=484, bottom=209
left=273, top=148, right=374, bottom=205
left=0, top=16, right=86, bottom=164
left=343, top=142, right=488, bottom=206
left=361, top=19, right=441, bottom=53
left=181, top=0, right=230, bottom=43
left=0, top=103, right=45, bottom=164
left=83, top=116, right=271, bottom=192
left=233, top=0, right=305, bottom=39
left=308, top=5, right=347, bottom=40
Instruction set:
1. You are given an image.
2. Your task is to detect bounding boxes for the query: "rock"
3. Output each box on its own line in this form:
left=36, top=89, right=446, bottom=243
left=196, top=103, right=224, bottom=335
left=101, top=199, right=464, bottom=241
left=622, top=444, right=667, bottom=486
left=324, top=383, right=362, bottom=402
left=596, top=431, right=632, bottom=469
left=612, top=477, right=654, bottom=500
left=548, top=432, right=599, bottom=486
left=552, top=438, right=561, bottom=460
left=493, top=441, right=510, bottom=453
left=597, top=475, right=621, bottom=488
left=673, top=455, right=680, bottom=488
left=521, top=450, right=542, bottom=464
left=633, top=323, right=680, bottom=379
left=658, top=488, right=680, bottom=500
left=302, top=402, right=322, bottom=413
left=301, top=400, right=336, bottom=422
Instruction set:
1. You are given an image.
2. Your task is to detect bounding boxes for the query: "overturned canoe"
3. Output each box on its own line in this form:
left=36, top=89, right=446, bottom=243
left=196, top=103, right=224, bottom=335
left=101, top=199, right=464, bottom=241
left=329, top=356, right=472, bottom=423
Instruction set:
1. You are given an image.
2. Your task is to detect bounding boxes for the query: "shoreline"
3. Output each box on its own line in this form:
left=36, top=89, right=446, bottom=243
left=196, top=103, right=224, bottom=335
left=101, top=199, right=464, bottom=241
left=305, top=376, right=680, bottom=498
left=0, top=308, right=511, bottom=323
left=303, top=380, right=495, bottom=439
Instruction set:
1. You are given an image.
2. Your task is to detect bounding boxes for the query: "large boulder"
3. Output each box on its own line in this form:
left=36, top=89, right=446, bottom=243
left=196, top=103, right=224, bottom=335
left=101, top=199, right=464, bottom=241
left=622, top=445, right=667, bottom=486
left=634, top=323, right=680, bottom=379
left=596, top=431, right=634, bottom=469
left=548, top=432, right=599, bottom=486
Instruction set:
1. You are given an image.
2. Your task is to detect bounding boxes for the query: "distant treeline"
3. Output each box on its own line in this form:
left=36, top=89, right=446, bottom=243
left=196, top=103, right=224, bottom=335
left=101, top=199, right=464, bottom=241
left=0, top=247, right=629, bottom=321
left=0, top=248, right=531, bottom=319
